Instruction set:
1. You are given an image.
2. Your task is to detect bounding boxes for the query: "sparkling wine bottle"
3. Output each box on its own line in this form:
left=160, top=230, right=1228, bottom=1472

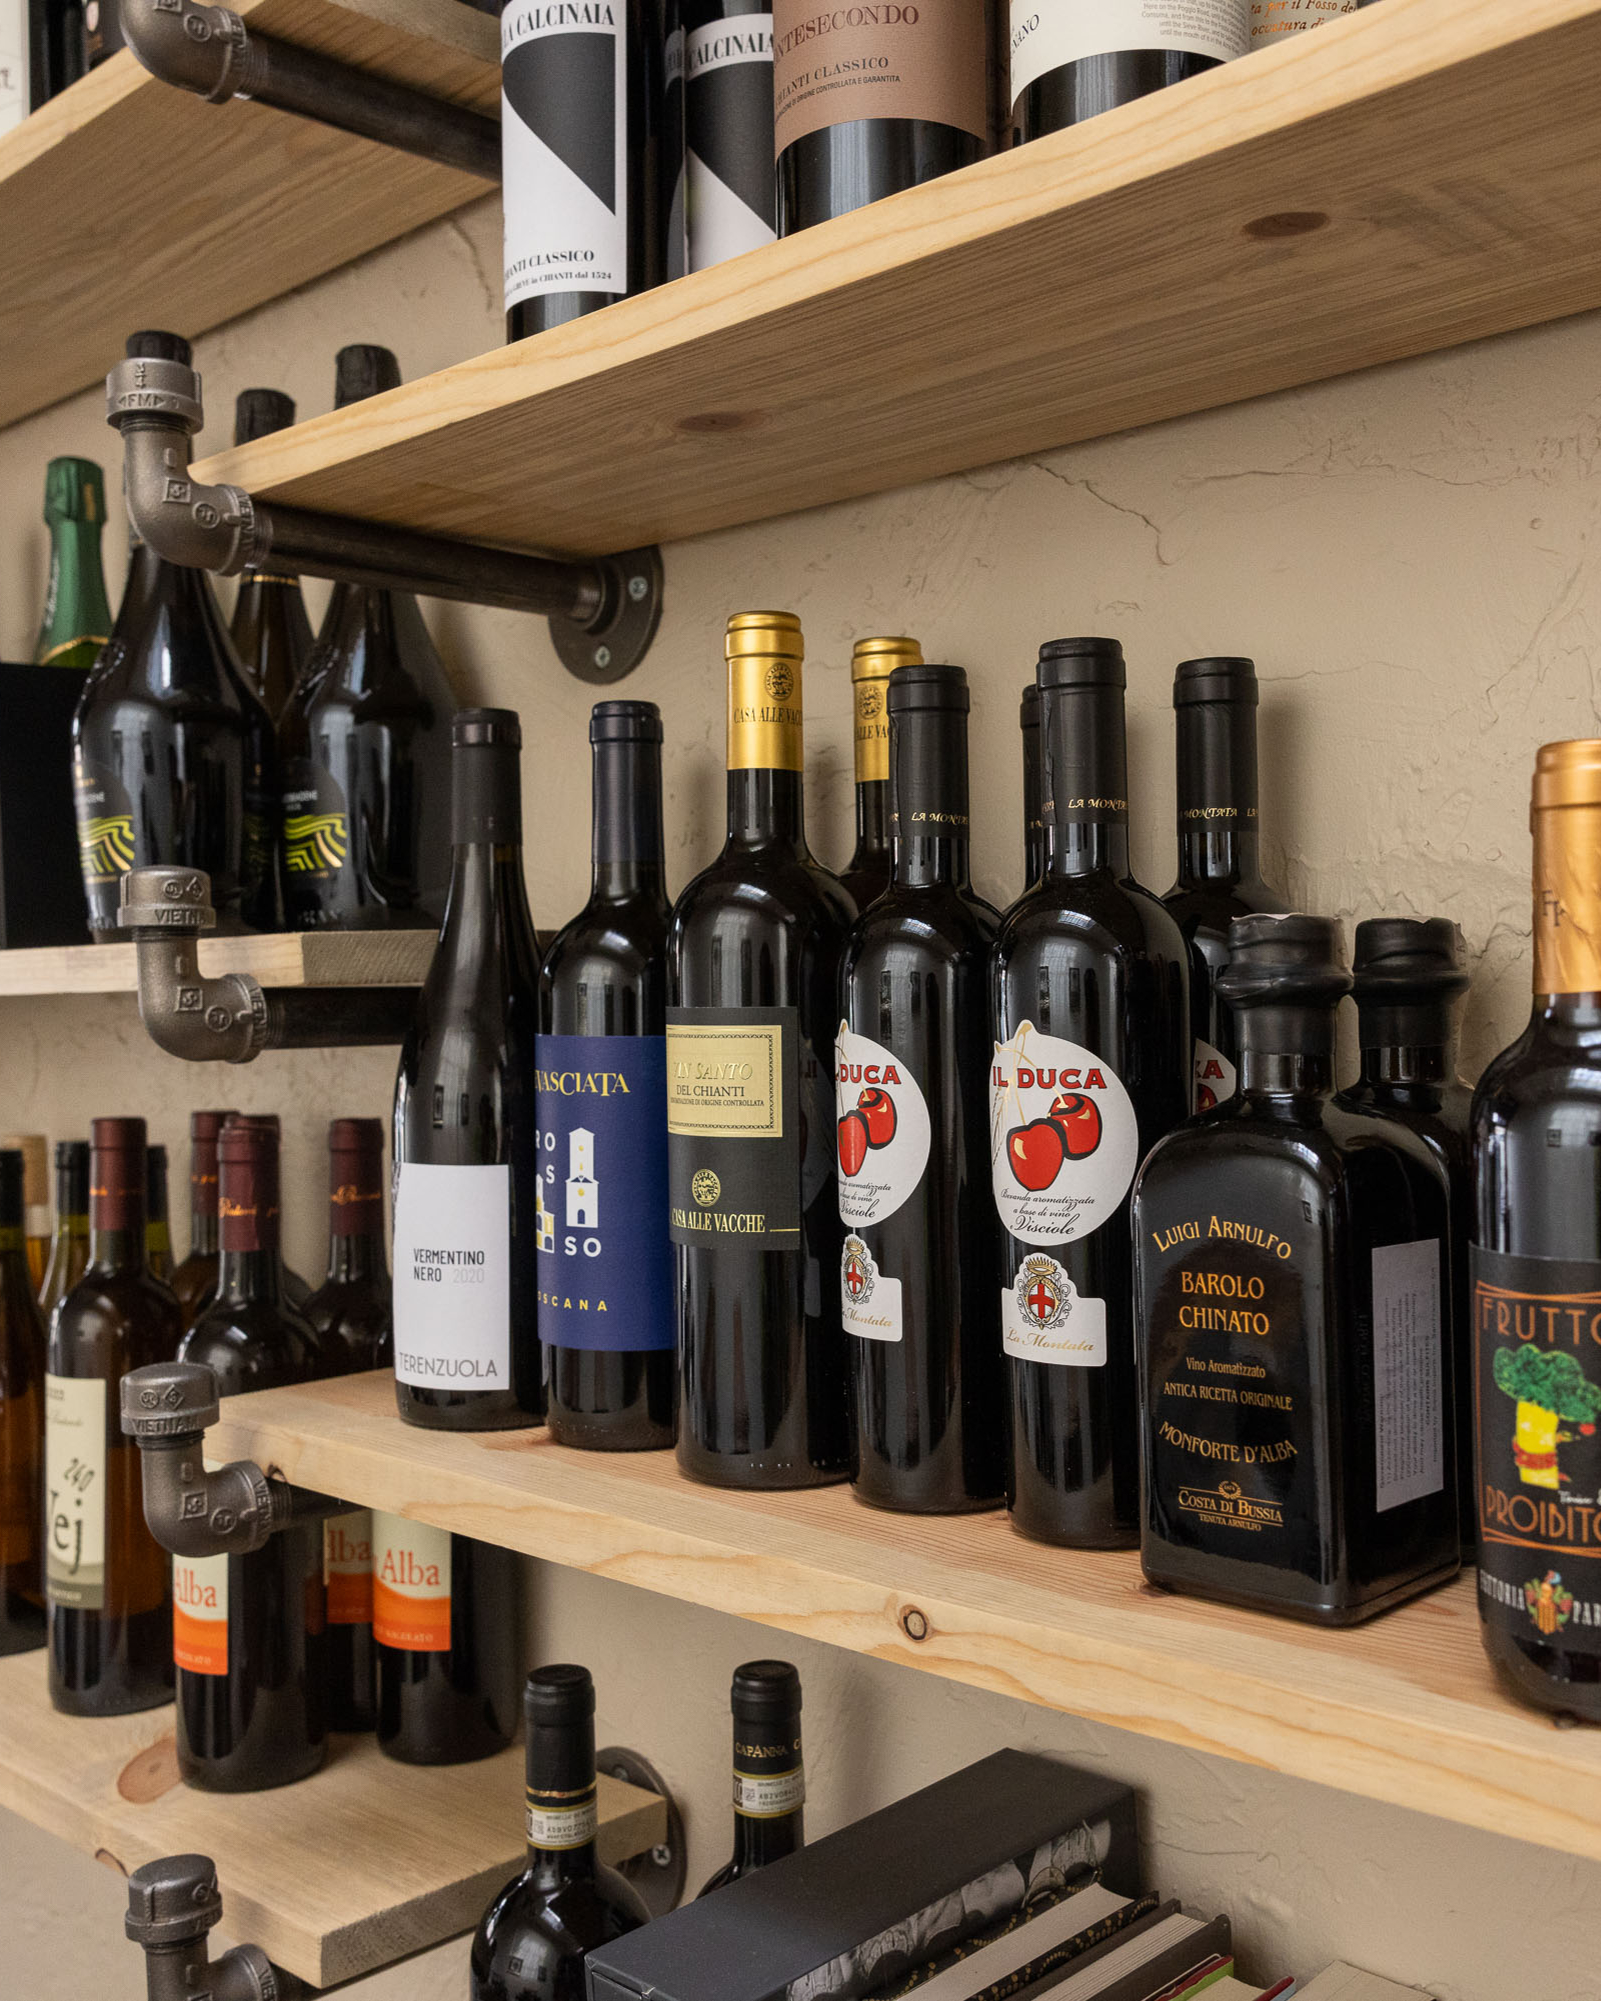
left=228, top=390, right=314, bottom=720
left=33, top=456, right=112, bottom=669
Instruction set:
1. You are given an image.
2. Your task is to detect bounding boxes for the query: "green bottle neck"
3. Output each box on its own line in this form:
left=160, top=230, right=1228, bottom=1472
left=37, top=519, right=114, bottom=668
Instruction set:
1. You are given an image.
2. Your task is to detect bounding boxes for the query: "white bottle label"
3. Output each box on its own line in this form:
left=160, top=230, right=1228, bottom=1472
left=45, top=1375, right=106, bottom=1610
left=392, top=1162, right=511, bottom=1389
left=1010, top=0, right=1248, bottom=105
left=0, top=0, right=24, bottom=138
left=1372, top=1238, right=1445, bottom=1514
left=502, top=0, right=628, bottom=309
left=835, top=1023, right=932, bottom=1228
left=989, top=1023, right=1140, bottom=1246
left=173, top=1554, right=230, bottom=1677
left=1249, top=0, right=1356, bottom=41
left=526, top=1790, right=600, bottom=1848
left=373, top=1513, right=453, bottom=1651
left=734, top=1765, right=805, bottom=1815
left=1194, top=1037, right=1237, bottom=1111
left=841, top=1235, right=903, bottom=1343
left=1001, top=1259, right=1108, bottom=1366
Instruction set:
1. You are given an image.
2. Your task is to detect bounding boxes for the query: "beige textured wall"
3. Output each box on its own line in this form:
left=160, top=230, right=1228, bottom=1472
left=1, top=186, right=1598, bottom=1998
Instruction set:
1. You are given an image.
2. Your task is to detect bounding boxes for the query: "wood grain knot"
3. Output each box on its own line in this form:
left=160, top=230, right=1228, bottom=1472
left=676, top=411, right=766, bottom=435
left=117, top=1734, right=182, bottom=1803
left=1242, top=211, right=1330, bottom=241
left=900, top=1606, right=930, bottom=1642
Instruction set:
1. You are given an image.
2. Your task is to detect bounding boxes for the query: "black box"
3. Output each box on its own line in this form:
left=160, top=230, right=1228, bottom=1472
left=0, top=664, right=92, bottom=948
left=586, top=1749, right=1140, bottom=2001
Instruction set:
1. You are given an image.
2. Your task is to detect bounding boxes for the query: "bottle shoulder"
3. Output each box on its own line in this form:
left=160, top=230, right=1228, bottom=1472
left=1138, top=1093, right=1450, bottom=1200
left=669, top=846, right=857, bottom=962
left=49, top=1269, right=183, bottom=1366
left=544, top=896, right=672, bottom=994
left=843, top=883, right=999, bottom=976
left=996, top=871, right=1187, bottom=964
left=179, top=1297, right=315, bottom=1390
left=1161, top=878, right=1288, bottom=936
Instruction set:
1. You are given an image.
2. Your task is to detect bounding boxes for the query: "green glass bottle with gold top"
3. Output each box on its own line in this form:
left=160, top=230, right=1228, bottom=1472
left=34, top=457, right=113, bottom=669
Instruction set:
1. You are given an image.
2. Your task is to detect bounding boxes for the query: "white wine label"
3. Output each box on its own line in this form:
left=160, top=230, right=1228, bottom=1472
left=323, top=1509, right=374, bottom=1626
left=734, top=1765, right=805, bottom=1816
left=1372, top=1238, right=1444, bottom=1514
left=1249, top=0, right=1356, bottom=40
left=0, top=0, right=24, bottom=138
left=372, top=1513, right=452, bottom=1651
left=686, top=13, right=776, bottom=271
left=1010, top=0, right=1248, bottom=105
left=1194, top=1038, right=1236, bottom=1112
left=392, top=1161, right=511, bottom=1389
left=45, top=1375, right=106, bottom=1610
left=835, top=1024, right=932, bottom=1228
left=841, top=1235, right=902, bottom=1342
left=989, top=1023, right=1140, bottom=1246
left=526, top=1788, right=600, bottom=1848
left=1001, top=1259, right=1108, bottom=1365
left=502, top=0, right=629, bottom=309
left=173, top=1554, right=230, bottom=1677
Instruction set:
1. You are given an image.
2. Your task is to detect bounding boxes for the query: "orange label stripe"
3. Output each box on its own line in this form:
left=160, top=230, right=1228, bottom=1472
left=372, top=1575, right=450, bottom=1652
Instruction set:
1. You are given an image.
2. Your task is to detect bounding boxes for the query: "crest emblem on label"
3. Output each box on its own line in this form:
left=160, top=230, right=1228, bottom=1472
left=989, top=1023, right=1139, bottom=1245
left=841, top=1232, right=902, bottom=1343
left=835, top=1024, right=932, bottom=1228
left=842, top=1234, right=875, bottom=1305
left=1001, top=1254, right=1107, bottom=1366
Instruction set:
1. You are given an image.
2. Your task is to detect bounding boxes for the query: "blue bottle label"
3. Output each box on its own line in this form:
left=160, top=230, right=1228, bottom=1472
left=534, top=1033, right=675, bottom=1352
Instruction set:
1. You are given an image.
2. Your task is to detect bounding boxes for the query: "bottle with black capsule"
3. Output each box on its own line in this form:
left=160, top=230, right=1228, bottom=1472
left=683, top=0, right=774, bottom=269
left=471, top=1664, right=647, bottom=1998
left=1009, top=1, right=1247, bottom=145
left=393, top=709, right=544, bottom=1430
left=1343, top=918, right=1474, bottom=1557
left=374, top=1520, right=521, bottom=1764
left=840, top=663, right=1004, bottom=1512
left=990, top=637, right=1189, bottom=1549
left=540, top=702, right=675, bottom=1451
left=842, top=636, right=921, bottom=913
left=1163, top=657, right=1286, bottom=1112
left=1019, top=681, right=1041, bottom=886
left=228, top=389, right=314, bottom=720
left=1133, top=914, right=1459, bottom=1623
left=39, top=1140, right=90, bottom=1323
left=698, top=1659, right=804, bottom=1895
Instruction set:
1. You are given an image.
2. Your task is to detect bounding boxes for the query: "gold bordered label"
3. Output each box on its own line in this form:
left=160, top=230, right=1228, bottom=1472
left=667, top=1024, right=783, bottom=1137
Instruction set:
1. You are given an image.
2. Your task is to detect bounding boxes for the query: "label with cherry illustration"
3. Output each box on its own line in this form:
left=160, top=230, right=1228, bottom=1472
left=989, top=1022, right=1140, bottom=1246
left=834, top=1023, right=932, bottom=1230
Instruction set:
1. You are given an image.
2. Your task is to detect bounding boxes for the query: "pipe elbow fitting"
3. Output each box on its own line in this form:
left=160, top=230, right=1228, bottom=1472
left=120, top=0, right=250, bottom=103
left=106, top=352, right=265, bottom=576
left=120, top=868, right=269, bottom=1063
left=121, top=1364, right=288, bottom=1559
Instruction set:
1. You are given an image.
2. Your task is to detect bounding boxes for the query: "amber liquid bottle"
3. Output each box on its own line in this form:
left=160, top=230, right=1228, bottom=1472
left=46, top=1118, right=178, bottom=1715
left=39, top=1140, right=90, bottom=1323
left=0, top=1152, right=47, bottom=1656
left=4, top=1135, right=50, bottom=1290
left=169, top=1111, right=234, bottom=1331
left=841, top=636, right=921, bottom=912
left=697, top=1660, right=804, bottom=1896
left=227, top=389, right=314, bottom=720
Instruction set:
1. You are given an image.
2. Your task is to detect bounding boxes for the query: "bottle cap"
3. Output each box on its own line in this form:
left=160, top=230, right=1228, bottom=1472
left=887, top=661, right=969, bottom=714
left=453, top=708, right=522, bottom=751
left=590, top=699, right=663, bottom=745
left=725, top=611, right=802, bottom=661
left=55, top=1139, right=89, bottom=1171
left=851, top=636, right=922, bottom=682
left=334, top=344, right=402, bottom=409
left=329, top=1117, right=384, bottom=1154
left=1532, top=738, right=1601, bottom=814
left=224, top=1112, right=279, bottom=1136
left=1, top=1135, right=47, bottom=1210
left=191, top=1109, right=235, bottom=1142
left=1351, top=917, right=1468, bottom=999
left=731, top=1659, right=801, bottom=1719
left=146, top=1144, right=168, bottom=1209
left=526, top=1663, right=595, bottom=1724
left=1174, top=656, right=1259, bottom=707
left=233, top=389, right=296, bottom=447
left=219, top=1121, right=275, bottom=1166
left=91, top=1117, right=146, bottom=1154
left=1020, top=682, right=1039, bottom=729
left=126, top=330, right=192, bottom=365
left=1217, top=913, right=1351, bottom=1010
left=1036, top=637, right=1125, bottom=691
left=0, top=1152, right=24, bottom=1231
left=43, top=457, right=107, bottom=527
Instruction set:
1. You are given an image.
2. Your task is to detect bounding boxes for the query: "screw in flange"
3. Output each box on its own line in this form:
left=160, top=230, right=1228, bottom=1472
left=627, top=574, right=648, bottom=602
left=594, top=645, right=612, bottom=670
left=900, top=1606, right=930, bottom=1642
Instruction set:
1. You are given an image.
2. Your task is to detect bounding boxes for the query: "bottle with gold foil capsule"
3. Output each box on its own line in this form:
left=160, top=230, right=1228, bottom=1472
left=1473, top=740, right=1601, bottom=1717
left=667, top=612, right=857, bottom=1488
left=0, top=1150, right=47, bottom=1656
left=843, top=636, right=922, bottom=911
left=1133, top=914, right=1459, bottom=1623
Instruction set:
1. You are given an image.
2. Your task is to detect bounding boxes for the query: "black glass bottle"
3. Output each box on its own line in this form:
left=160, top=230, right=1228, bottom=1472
left=471, top=1664, right=648, bottom=1998
left=0, top=1152, right=47, bottom=1656
left=1163, top=657, right=1287, bottom=1112
left=304, top=1117, right=392, bottom=1375
left=393, top=710, right=544, bottom=1429
left=39, top=1139, right=90, bottom=1324
left=990, top=638, right=1189, bottom=1548
left=1344, top=918, right=1474, bottom=1557
left=540, top=703, right=675, bottom=1451
left=1134, top=914, right=1459, bottom=1623
left=279, top=346, right=454, bottom=932
left=228, top=389, right=314, bottom=720
left=1020, top=681, right=1041, bottom=887
left=698, top=1659, right=804, bottom=1895
left=376, top=1520, right=521, bottom=1764
left=842, top=635, right=920, bottom=913
left=1009, top=9, right=1245, bottom=146
left=668, top=612, right=856, bottom=1489
left=841, top=663, right=1004, bottom=1512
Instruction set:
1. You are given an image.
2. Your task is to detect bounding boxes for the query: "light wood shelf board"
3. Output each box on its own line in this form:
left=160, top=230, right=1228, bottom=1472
left=192, top=0, right=1601, bottom=560
left=0, top=929, right=433, bottom=997
left=0, top=0, right=497, bottom=430
left=0, top=1649, right=665, bottom=1986
left=209, top=1368, right=1601, bottom=1869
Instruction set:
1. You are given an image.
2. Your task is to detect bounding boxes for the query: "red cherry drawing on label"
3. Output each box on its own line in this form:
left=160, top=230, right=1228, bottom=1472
left=1048, top=1092, right=1102, bottom=1159
left=838, top=1110, right=870, bottom=1179
left=1584, top=1423, right=1597, bottom=1437
left=857, top=1087, right=897, bottom=1149
left=1007, top=1119, right=1066, bottom=1192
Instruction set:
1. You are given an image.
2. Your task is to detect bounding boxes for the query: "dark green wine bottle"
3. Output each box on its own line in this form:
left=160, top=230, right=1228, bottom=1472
left=34, top=457, right=113, bottom=669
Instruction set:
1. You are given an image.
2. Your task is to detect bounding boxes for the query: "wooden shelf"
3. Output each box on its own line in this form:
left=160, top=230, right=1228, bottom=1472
left=0, top=1649, right=666, bottom=1987
left=211, top=1369, right=1601, bottom=1869
left=189, top=0, right=1601, bottom=560
left=0, top=0, right=497, bottom=430
left=0, top=929, right=432, bottom=997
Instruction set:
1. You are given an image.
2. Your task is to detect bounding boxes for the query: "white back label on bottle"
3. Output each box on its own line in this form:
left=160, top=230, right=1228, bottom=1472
left=989, top=1023, right=1139, bottom=1245
left=1001, top=1259, right=1108, bottom=1365
left=45, top=1375, right=106, bottom=1610
left=392, top=1162, right=511, bottom=1388
left=1009, top=0, right=1248, bottom=106
left=841, top=1235, right=903, bottom=1342
left=835, top=1023, right=931, bottom=1228
left=502, top=1, right=628, bottom=307
left=1372, top=1238, right=1444, bottom=1513
left=173, top=1554, right=230, bottom=1676
left=373, top=1513, right=452, bottom=1651
left=1194, top=1038, right=1237, bottom=1112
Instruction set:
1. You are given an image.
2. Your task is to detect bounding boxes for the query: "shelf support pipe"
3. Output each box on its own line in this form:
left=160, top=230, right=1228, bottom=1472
left=126, top=1856, right=283, bottom=2001
left=119, top=866, right=420, bottom=1063
left=107, top=349, right=665, bottom=683
left=119, top=0, right=500, bottom=181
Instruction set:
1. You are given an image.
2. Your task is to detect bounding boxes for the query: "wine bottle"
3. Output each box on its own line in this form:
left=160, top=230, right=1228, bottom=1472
left=279, top=346, right=454, bottom=932
left=773, top=0, right=988, bottom=233
left=83, top=0, right=119, bottom=64
left=840, top=663, right=1004, bottom=1512
left=39, top=1139, right=89, bottom=1322
left=539, top=702, right=675, bottom=1451
left=1249, top=0, right=1357, bottom=44
left=471, top=1663, right=647, bottom=1998
left=3, top=1135, right=50, bottom=1289
left=842, top=635, right=921, bottom=912
left=698, top=1659, right=804, bottom=1896
left=169, top=1110, right=234, bottom=1331
left=393, top=709, right=544, bottom=1430
left=1472, top=740, right=1601, bottom=1720
left=0, top=1151, right=47, bottom=1656
left=501, top=0, right=661, bottom=339
left=228, top=390, right=314, bottom=720
left=34, top=457, right=113, bottom=668
left=1162, top=657, right=1286, bottom=1112
left=374, top=1517, right=521, bottom=1764
left=304, top=1117, right=392, bottom=1374
left=46, top=1117, right=178, bottom=1715
left=668, top=612, right=856, bottom=1488
left=323, top=1504, right=376, bottom=1732
left=175, top=1119, right=326, bottom=1789
left=144, top=1144, right=170, bottom=1282
left=73, top=333, right=277, bottom=939
left=221, top=1115, right=314, bottom=1311
left=663, top=0, right=687, bottom=278
left=1020, top=681, right=1041, bottom=886
left=1009, top=1, right=1247, bottom=145
left=1343, top=918, right=1473, bottom=1557
left=1133, top=914, right=1458, bottom=1622
left=684, top=0, right=775, bottom=270
left=27, top=0, right=86, bottom=110
left=990, top=637, right=1189, bottom=1548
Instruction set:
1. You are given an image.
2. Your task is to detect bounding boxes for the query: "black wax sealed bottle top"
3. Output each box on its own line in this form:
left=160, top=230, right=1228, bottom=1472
left=1352, top=916, right=1468, bottom=997
left=126, top=330, right=191, bottom=364
left=1218, top=912, right=1351, bottom=1012
left=233, top=389, right=296, bottom=447
left=335, top=344, right=402, bottom=408
left=591, top=699, right=663, bottom=744
left=1037, top=635, right=1125, bottom=688
left=731, top=1658, right=801, bottom=1720
left=1173, top=655, right=1259, bottom=708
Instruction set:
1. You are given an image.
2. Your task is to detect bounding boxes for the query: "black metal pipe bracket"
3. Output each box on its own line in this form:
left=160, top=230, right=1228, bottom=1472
left=126, top=1855, right=284, bottom=2001
left=106, top=348, right=665, bottom=684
